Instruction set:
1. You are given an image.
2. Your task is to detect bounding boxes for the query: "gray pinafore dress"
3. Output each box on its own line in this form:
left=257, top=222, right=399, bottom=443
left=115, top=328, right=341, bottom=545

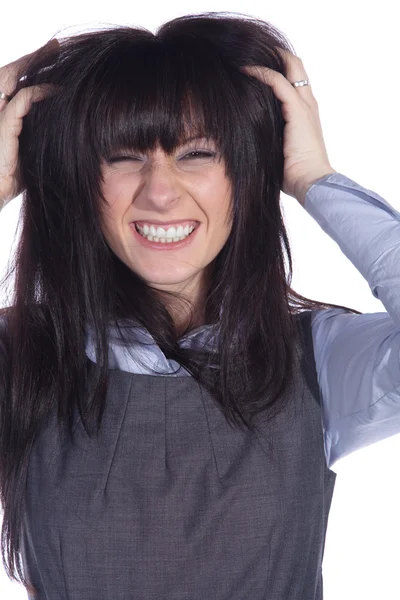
left=19, top=310, right=337, bottom=599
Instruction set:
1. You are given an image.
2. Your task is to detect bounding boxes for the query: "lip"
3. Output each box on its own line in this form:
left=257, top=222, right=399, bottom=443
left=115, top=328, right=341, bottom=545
left=130, top=222, right=200, bottom=250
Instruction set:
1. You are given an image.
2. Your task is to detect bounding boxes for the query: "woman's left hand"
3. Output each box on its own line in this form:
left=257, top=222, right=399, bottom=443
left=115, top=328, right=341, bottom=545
left=240, top=48, right=337, bottom=206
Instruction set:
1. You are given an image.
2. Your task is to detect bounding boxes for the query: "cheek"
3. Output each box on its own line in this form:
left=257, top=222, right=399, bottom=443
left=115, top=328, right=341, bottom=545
left=214, top=196, right=233, bottom=231
left=208, top=205, right=233, bottom=249
left=100, top=185, right=130, bottom=228
left=99, top=201, right=126, bottom=251
left=101, top=170, right=132, bottom=208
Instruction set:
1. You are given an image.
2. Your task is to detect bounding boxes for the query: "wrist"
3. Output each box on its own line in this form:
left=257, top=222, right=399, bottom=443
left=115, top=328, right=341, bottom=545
left=297, top=168, right=337, bottom=207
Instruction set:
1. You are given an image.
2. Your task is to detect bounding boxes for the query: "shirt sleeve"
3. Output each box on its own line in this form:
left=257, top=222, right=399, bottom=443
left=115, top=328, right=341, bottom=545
left=304, top=173, right=400, bottom=470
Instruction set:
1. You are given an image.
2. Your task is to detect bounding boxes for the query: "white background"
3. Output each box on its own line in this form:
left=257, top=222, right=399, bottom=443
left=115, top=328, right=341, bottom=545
left=1, top=0, right=400, bottom=598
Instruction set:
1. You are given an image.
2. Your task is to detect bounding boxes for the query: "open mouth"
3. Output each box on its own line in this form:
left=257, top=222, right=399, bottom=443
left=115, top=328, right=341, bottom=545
left=130, top=221, right=200, bottom=249
left=133, top=222, right=199, bottom=243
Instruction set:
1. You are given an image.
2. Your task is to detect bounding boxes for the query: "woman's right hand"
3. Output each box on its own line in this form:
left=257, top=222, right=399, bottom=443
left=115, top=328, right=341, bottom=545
left=0, top=39, right=60, bottom=209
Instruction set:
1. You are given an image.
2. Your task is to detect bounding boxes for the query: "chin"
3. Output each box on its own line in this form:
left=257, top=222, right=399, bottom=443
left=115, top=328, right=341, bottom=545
left=146, top=274, right=197, bottom=286
left=132, top=266, right=199, bottom=286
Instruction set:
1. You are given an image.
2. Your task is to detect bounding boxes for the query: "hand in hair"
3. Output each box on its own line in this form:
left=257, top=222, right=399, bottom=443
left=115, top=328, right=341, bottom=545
left=0, top=39, right=60, bottom=210
left=240, top=48, right=336, bottom=206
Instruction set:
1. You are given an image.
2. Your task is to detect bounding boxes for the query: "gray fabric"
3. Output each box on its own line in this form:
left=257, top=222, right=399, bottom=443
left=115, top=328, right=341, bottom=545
left=19, top=309, right=336, bottom=599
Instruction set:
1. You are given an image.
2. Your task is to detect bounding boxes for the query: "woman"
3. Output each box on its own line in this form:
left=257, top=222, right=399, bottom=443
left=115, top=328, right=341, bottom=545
left=0, top=11, right=399, bottom=600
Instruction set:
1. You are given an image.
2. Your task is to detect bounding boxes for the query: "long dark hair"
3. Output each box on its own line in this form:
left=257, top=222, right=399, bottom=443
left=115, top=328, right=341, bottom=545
left=0, top=11, right=361, bottom=591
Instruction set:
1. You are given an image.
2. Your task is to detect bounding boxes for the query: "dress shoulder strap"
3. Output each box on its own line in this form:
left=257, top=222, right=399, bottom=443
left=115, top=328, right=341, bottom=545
left=295, top=309, right=321, bottom=407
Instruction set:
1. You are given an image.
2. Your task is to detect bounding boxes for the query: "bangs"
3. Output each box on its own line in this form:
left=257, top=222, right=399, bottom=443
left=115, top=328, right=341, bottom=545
left=83, top=36, right=241, bottom=162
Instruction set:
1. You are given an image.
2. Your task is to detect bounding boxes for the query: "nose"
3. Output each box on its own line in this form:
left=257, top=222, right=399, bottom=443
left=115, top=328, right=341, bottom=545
left=136, top=161, right=182, bottom=211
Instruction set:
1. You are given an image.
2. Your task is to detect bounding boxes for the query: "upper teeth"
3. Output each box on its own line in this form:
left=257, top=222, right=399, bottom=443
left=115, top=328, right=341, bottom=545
left=137, top=224, right=194, bottom=239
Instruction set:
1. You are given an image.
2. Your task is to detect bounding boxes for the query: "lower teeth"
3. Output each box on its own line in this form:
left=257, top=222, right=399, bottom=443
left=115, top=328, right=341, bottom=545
left=145, top=235, right=187, bottom=242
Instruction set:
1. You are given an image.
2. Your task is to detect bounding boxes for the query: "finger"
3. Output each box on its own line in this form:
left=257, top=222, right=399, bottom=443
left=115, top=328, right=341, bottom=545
left=0, top=39, right=60, bottom=101
left=240, top=45, right=316, bottom=104
left=0, top=82, right=59, bottom=115
left=240, top=65, right=303, bottom=106
left=0, top=85, right=58, bottom=141
left=274, top=49, right=318, bottom=109
left=240, top=61, right=317, bottom=111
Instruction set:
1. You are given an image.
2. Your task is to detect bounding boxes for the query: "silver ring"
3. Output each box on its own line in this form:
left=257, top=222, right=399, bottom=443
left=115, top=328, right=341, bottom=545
left=0, top=90, right=11, bottom=101
left=291, top=79, right=310, bottom=87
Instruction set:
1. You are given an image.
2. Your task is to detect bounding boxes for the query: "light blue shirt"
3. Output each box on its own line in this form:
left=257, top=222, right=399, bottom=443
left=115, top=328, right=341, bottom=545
left=85, top=172, right=400, bottom=471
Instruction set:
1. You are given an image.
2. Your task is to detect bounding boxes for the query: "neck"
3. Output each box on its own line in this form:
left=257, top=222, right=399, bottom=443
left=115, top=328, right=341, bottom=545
left=155, top=265, right=214, bottom=338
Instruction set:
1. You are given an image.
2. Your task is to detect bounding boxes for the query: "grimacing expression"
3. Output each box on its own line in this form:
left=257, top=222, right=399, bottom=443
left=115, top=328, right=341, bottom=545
left=99, top=137, right=233, bottom=293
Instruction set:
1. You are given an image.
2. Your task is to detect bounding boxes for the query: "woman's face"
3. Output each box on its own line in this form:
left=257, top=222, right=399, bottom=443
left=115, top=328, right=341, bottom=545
left=99, top=137, right=233, bottom=298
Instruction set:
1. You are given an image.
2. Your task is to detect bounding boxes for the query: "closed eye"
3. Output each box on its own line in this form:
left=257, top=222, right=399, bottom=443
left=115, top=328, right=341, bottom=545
left=183, top=151, right=215, bottom=159
left=107, top=151, right=216, bottom=164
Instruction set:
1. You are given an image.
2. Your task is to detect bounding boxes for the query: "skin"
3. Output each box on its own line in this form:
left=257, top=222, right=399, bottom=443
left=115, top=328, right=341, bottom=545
left=99, top=137, right=233, bottom=335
